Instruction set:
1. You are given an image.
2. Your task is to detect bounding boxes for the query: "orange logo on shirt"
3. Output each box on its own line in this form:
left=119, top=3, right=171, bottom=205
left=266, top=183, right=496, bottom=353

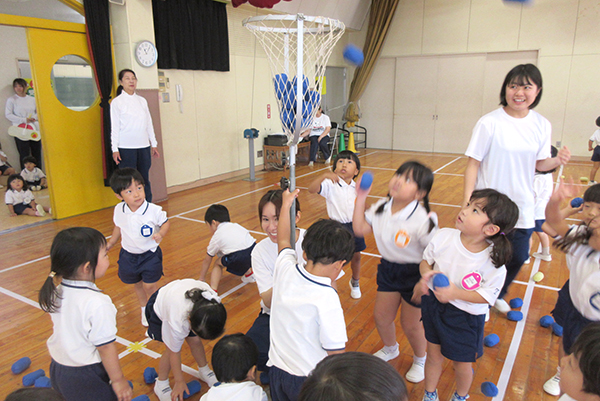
left=395, top=230, right=411, bottom=248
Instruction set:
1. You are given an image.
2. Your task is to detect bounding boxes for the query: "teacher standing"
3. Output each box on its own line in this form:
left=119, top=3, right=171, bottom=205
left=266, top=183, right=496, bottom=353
left=5, top=78, right=42, bottom=170
left=110, top=69, right=159, bottom=202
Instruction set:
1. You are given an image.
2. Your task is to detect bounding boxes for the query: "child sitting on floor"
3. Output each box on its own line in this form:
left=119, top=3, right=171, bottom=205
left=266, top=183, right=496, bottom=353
left=20, top=156, right=47, bottom=190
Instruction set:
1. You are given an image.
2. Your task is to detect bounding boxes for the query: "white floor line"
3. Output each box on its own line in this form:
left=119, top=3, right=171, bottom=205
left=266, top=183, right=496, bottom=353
left=434, top=156, right=462, bottom=173
left=219, top=281, right=248, bottom=299
left=430, top=202, right=461, bottom=208
left=0, top=255, right=50, bottom=274
left=493, top=254, right=542, bottom=401
left=0, top=285, right=41, bottom=308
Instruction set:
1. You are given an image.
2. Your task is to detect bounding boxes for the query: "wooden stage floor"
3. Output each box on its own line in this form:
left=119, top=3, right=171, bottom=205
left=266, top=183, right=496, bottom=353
left=0, top=149, right=590, bottom=400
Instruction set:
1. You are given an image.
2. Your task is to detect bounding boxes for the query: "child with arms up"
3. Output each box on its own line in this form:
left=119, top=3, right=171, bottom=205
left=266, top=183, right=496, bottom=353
left=414, top=189, right=518, bottom=401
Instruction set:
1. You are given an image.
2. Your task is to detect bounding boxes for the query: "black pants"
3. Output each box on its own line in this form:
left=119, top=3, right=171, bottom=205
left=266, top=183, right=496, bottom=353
left=309, top=135, right=330, bottom=162
left=15, top=138, right=42, bottom=170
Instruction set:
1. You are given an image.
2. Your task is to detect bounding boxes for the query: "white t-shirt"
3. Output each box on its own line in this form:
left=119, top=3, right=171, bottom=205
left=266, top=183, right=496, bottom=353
left=5, top=189, right=34, bottom=205
left=113, top=201, right=168, bottom=254
left=319, top=178, right=356, bottom=223
left=200, top=381, right=268, bottom=401
left=268, top=248, right=347, bottom=377
left=21, top=167, right=46, bottom=182
left=533, top=173, right=553, bottom=221
left=0, top=150, right=9, bottom=167
left=589, top=128, right=600, bottom=144
left=153, top=279, right=218, bottom=352
left=5, top=94, right=39, bottom=130
left=465, top=107, right=551, bottom=229
left=365, top=199, right=438, bottom=264
left=309, top=114, right=331, bottom=137
left=565, top=226, right=600, bottom=321
left=423, top=228, right=506, bottom=315
left=47, top=279, right=118, bottom=366
left=251, top=229, right=306, bottom=314
left=207, top=222, right=256, bottom=257
left=110, top=92, right=157, bottom=152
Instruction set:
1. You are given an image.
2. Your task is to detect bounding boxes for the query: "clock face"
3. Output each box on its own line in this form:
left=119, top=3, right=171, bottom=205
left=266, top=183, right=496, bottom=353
left=135, top=41, right=158, bottom=67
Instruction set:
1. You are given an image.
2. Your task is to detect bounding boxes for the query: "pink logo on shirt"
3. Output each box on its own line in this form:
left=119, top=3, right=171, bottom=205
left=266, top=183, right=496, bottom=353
left=461, top=271, right=482, bottom=291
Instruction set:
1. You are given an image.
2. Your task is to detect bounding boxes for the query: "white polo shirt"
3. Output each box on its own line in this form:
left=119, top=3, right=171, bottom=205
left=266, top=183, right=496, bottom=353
left=200, top=381, right=268, bottom=401
left=589, top=128, right=600, bottom=144
left=251, top=229, right=306, bottom=314
left=466, top=107, right=551, bottom=229
left=5, top=189, right=34, bottom=205
left=319, top=178, right=356, bottom=223
left=113, top=201, right=168, bottom=254
left=365, top=199, right=438, bottom=264
left=207, top=222, right=256, bottom=257
left=268, top=248, right=347, bottom=377
left=47, top=279, right=117, bottom=366
left=20, top=167, right=45, bottom=182
left=423, top=228, right=506, bottom=315
left=153, top=279, right=218, bottom=352
left=565, top=226, right=600, bottom=320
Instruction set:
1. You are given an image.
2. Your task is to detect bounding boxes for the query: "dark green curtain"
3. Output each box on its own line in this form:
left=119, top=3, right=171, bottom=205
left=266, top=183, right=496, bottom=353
left=83, top=0, right=115, bottom=184
left=152, top=0, right=230, bottom=71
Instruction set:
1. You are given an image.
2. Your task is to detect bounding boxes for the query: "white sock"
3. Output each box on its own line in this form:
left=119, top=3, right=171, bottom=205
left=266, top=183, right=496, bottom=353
left=384, top=343, right=399, bottom=353
left=542, top=247, right=551, bottom=256
left=414, top=354, right=427, bottom=365
left=141, top=306, right=146, bottom=315
left=155, top=378, right=170, bottom=389
left=198, top=364, right=212, bottom=374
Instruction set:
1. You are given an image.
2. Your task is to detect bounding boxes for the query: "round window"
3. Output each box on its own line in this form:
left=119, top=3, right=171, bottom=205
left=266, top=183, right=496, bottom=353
left=51, top=55, right=98, bottom=111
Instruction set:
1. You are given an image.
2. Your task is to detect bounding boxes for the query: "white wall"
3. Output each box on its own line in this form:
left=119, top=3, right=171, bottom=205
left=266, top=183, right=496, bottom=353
left=0, top=25, right=29, bottom=168
left=366, top=0, right=600, bottom=156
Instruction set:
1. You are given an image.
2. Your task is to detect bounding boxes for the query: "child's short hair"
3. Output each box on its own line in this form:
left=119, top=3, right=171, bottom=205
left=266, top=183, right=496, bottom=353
left=257, top=189, right=301, bottom=221
left=109, top=168, right=144, bottom=194
left=571, top=322, right=600, bottom=397
left=332, top=150, right=360, bottom=176
left=298, top=352, right=408, bottom=401
left=185, top=288, right=227, bottom=339
left=22, top=156, right=37, bottom=165
left=211, top=333, right=258, bottom=383
left=205, top=204, right=230, bottom=224
left=556, top=184, right=600, bottom=252
left=302, top=219, right=354, bottom=265
left=596, top=116, right=600, bottom=127
left=499, top=63, right=543, bottom=109
left=5, top=388, right=65, bottom=401
left=6, top=174, right=26, bottom=192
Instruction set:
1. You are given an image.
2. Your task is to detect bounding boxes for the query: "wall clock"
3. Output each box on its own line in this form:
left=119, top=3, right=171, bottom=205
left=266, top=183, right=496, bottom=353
left=135, top=40, right=158, bottom=67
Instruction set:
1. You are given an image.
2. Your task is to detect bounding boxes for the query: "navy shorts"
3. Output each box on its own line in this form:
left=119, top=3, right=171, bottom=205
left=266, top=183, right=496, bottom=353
left=12, top=203, right=32, bottom=215
left=222, top=243, right=256, bottom=276
left=0, top=165, right=9, bottom=174
left=118, top=247, right=163, bottom=284
left=50, top=359, right=117, bottom=401
left=376, top=259, right=421, bottom=308
left=26, top=179, right=42, bottom=187
left=534, top=219, right=545, bottom=232
left=342, top=222, right=367, bottom=253
left=146, top=289, right=197, bottom=342
left=421, top=292, right=485, bottom=362
left=592, top=146, right=600, bottom=162
left=269, top=365, right=307, bottom=401
left=551, top=280, right=593, bottom=354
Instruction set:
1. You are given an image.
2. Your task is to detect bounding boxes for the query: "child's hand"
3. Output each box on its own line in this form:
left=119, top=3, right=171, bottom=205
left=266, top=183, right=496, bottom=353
left=323, top=171, right=340, bottom=183
left=171, top=379, right=189, bottom=401
left=551, top=177, right=579, bottom=204
left=432, top=281, right=456, bottom=304
left=411, top=278, right=428, bottom=305
left=356, top=174, right=372, bottom=198
left=282, top=188, right=300, bottom=209
left=10, top=212, right=17, bottom=217
left=557, top=146, right=571, bottom=165
left=111, top=377, right=133, bottom=401
left=153, top=232, right=163, bottom=243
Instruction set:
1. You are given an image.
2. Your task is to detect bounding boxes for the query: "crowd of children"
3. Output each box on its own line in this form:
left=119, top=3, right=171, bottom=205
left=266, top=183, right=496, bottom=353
left=24, top=62, right=600, bottom=401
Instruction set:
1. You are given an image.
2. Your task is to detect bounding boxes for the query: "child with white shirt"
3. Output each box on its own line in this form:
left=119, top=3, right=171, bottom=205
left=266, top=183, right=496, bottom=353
left=268, top=189, right=354, bottom=401
left=199, top=204, right=257, bottom=292
left=5, top=174, right=47, bottom=217
left=200, top=333, right=268, bottom=401
left=106, top=168, right=170, bottom=327
left=308, top=150, right=365, bottom=299
left=588, top=116, right=600, bottom=184
left=0, top=148, right=16, bottom=185
left=20, top=155, right=47, bottom=190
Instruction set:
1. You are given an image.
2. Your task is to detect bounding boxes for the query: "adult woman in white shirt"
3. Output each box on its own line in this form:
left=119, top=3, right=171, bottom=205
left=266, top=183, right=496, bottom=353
left=5, top=78, right=42, bottom=170
left=110, top=69, right=159, bottom=202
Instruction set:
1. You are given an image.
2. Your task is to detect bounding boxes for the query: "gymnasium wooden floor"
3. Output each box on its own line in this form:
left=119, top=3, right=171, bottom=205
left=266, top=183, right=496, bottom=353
left=0, top=149, right=590, bottom=401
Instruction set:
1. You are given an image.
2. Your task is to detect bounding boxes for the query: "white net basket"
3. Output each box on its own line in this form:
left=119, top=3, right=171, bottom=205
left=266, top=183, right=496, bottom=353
left=243, top=14, right=345, bottom=145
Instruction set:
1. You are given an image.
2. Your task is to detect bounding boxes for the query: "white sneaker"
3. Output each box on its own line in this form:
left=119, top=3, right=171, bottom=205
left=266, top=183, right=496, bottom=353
left=494, top=298, right=511, bottom=313
left=532, top=252, right=552, bottom=262
left=141, top=311, right=148, bottom=327
left=485, top=309, right=490, bottom=322
left=308, top=161, right=314, bottom=167
left=406, top=359, right=426, bottom=383
left=35, top=185, right=41, bottom=191
left=349, top=279, right=361, bottom=299
left=524, top=258, right=531, bottom=264
left=154, top=380, right=172, bottom=401
left=543, top=370, right=561, bottom=396
left=325, top=157, right=331, bottom=165
left=0, top=184, right=4, bottom=189
left=373, top=345, right=400, bottom=361
left=241, top=273, right=256, bottom=284
left=36, top=204, right=46, bottom=217
left=197, top=367, right=218, bottom=387
left=423, top=390, right=439, bottom=401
